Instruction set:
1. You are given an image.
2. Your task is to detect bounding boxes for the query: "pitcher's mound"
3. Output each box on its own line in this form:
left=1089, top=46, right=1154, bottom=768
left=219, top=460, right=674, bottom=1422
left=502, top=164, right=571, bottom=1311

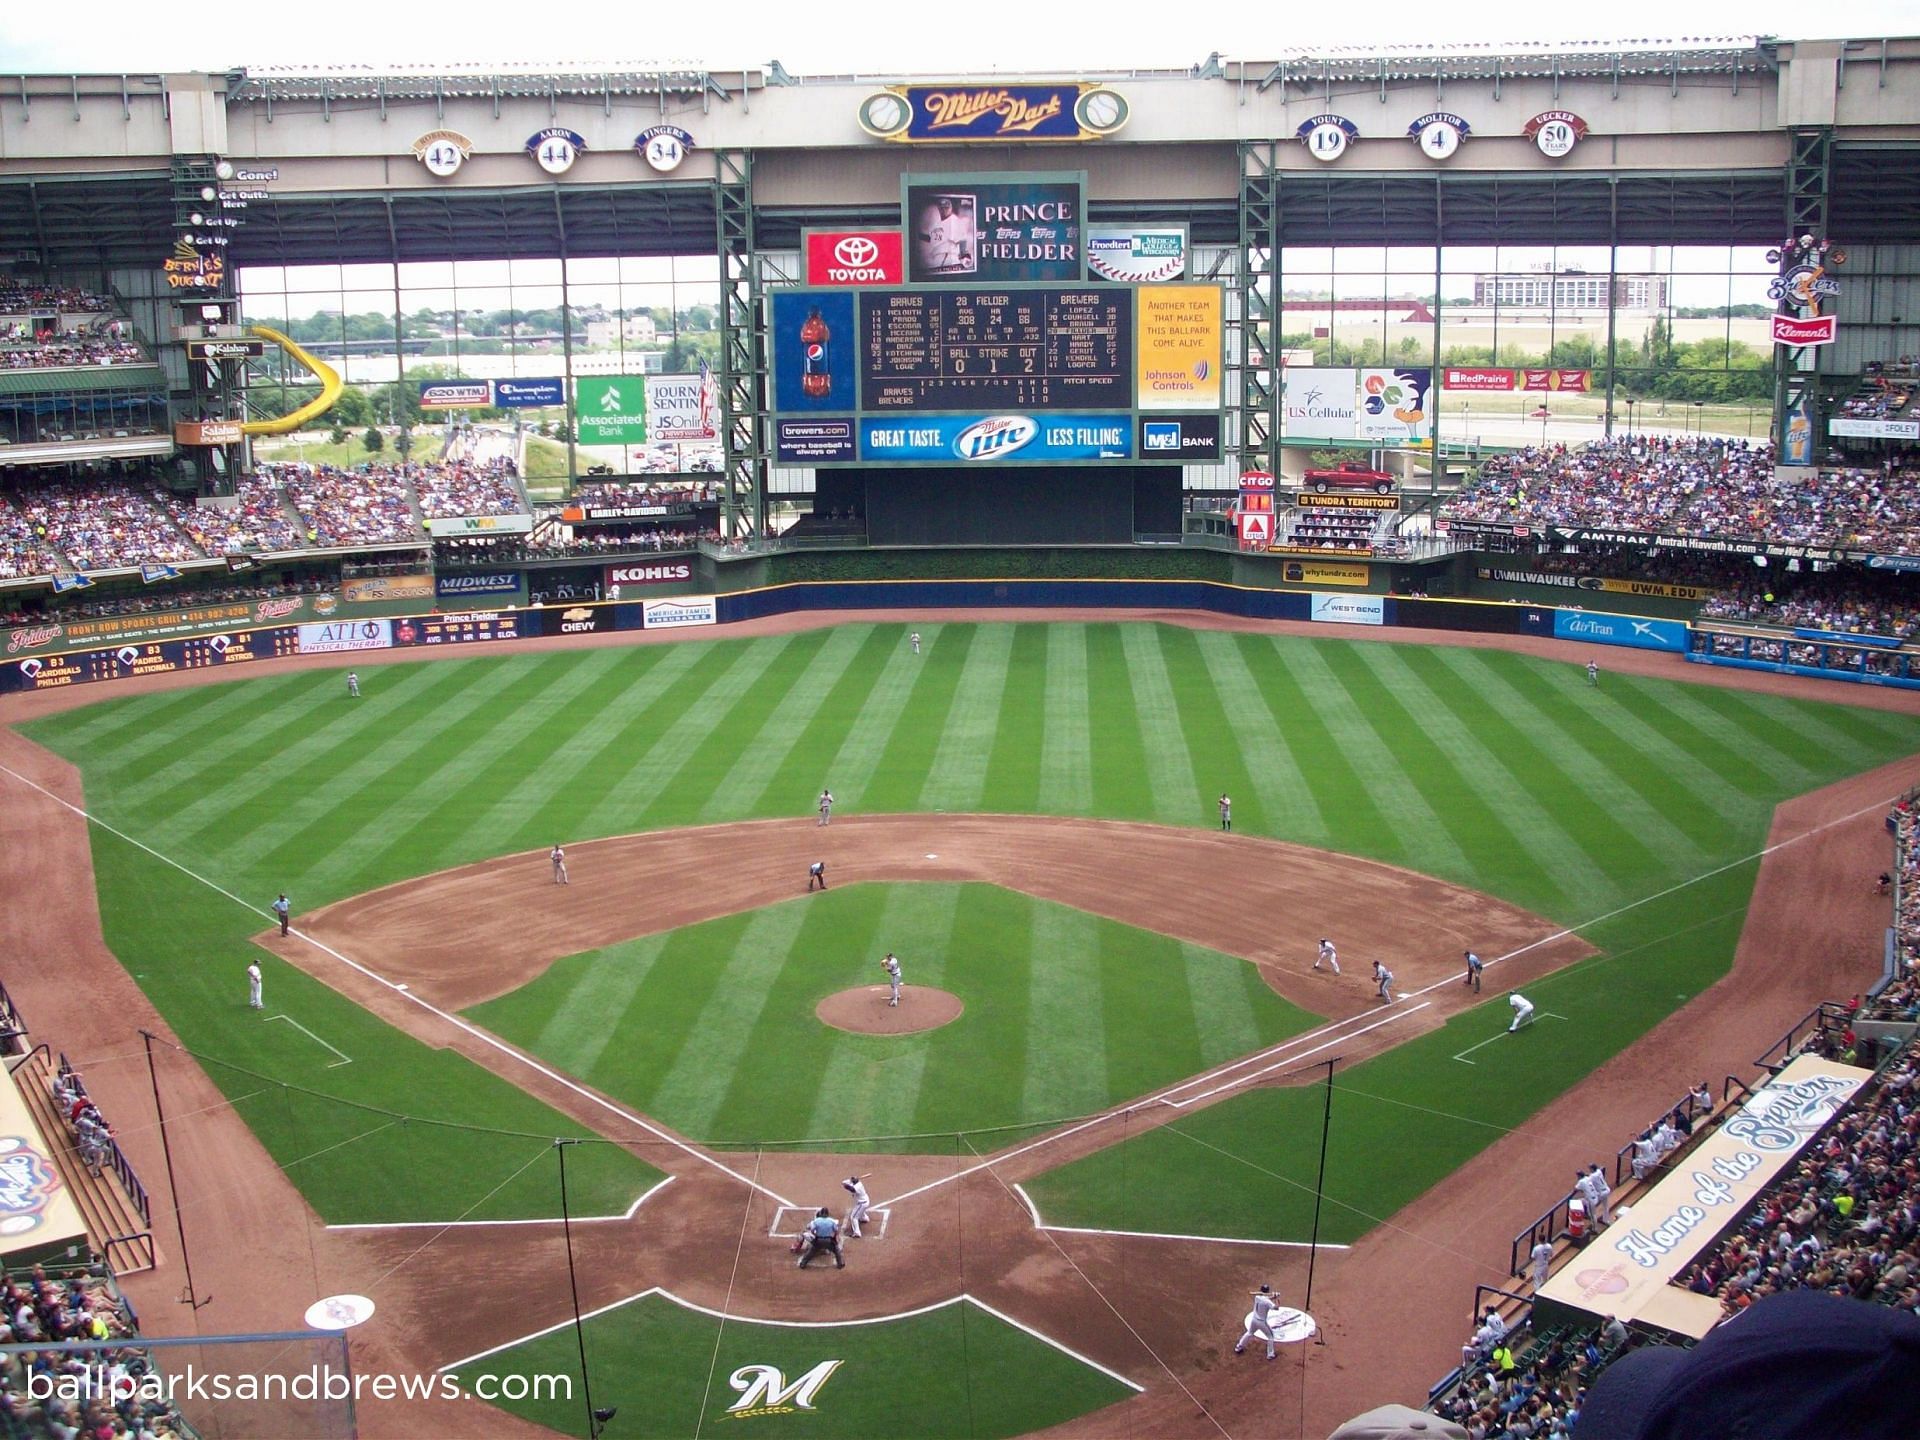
left=816, top=986, right=963, bottom=1035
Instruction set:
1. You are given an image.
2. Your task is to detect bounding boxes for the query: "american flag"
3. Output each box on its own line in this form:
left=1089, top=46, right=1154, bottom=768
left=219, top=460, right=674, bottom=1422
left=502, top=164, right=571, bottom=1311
left=697, top=358, right=717, bottom=439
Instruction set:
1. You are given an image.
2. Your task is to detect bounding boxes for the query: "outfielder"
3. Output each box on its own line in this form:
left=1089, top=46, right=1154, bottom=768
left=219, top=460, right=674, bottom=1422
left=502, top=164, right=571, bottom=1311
left=1508, top=992, right=1536, bottom=1032
left=1219, top=794, right=1232, bottom=831
left=551, top=845, right=569, bottom=885
left=247, top=961, right=263, bottom=1010
left=1233, top=1284, right=1282, bottom=1360
left=347, top=671, right=360, bottom=698
left=1315, top=938, right=1340, bottom=975
left=818, top=789, right=834, bottom=826
left=843, top=1173, right=873, bottom=1237
left=882, top=953, right=902, bottom=1007
left=910, top=632, right=921, bottom=655
left=1587, top=660, right=1599, bottom=687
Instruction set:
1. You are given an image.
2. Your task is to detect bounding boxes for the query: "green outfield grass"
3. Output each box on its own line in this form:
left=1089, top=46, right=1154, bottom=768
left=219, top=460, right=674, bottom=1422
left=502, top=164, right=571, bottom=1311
left=447, top=1290, right=1136, bottom=1438
left=19, top=622, right=1920, bottom=1230
left=466, top=882, right=1320, bottom=1147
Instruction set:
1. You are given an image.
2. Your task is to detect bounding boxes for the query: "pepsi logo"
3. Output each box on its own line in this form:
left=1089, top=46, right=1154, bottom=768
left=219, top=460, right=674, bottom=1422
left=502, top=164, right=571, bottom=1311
left=833, top=236, right=879, bottom=267
left=806, top=344, right=824, bottom=361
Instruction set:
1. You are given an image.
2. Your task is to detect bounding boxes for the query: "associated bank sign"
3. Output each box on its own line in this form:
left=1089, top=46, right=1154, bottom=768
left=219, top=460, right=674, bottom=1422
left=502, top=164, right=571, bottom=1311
left=1552, top=611, right=1685, bottom=651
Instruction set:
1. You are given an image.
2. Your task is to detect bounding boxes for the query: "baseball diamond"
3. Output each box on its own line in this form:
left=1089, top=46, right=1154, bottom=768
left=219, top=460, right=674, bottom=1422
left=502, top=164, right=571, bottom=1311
left=5, top=27, right=1920, bottom=1440
left=4, top=606, right=1919, bottom=1438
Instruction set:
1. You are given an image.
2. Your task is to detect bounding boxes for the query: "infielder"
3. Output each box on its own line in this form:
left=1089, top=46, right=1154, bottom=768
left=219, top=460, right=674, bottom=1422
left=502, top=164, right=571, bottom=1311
left=551, top=845, right=569, bottom=885
left=808, top=860, right=827, bottom=891
left=247, top=961, right=263, bottom=1010
left=1219, top=794, right=1232, bottom=831
left=272, top=892, right=291, bottom=937
left=842, top=1173, right=873, bottom=1237
left=1315, top=938, right=1340, bottom=974
left=1508, top=992, right=1536, bottom=1032
left=346, top=671, right=360, bottom=698
left=818, top=789, right=834, bottom=826
left=1463, top=950, right=1484, bottom=992
left=882, top=953, right=902, bottom=1007
left=1233, top=1284, right=1282, bottom=1360
left=1374, top=960, right=1396, bottom=1004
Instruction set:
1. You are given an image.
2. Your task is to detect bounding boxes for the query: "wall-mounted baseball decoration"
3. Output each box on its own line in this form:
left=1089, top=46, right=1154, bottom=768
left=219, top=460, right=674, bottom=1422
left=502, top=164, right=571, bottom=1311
left=1296, top=115, right=1359, bottom=163
left=526, top=128, right=586, bottom=176
left=1408, top=112, right=1470, bottom=161
left=1525, top=111, right=1589, bottom=159
left=411, top=130, right=473, bottom=178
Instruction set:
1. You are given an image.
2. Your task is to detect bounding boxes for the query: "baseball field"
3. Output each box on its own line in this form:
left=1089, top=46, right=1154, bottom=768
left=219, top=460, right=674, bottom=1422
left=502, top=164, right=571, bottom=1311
left=9, top=613, right=1920, bottom=1437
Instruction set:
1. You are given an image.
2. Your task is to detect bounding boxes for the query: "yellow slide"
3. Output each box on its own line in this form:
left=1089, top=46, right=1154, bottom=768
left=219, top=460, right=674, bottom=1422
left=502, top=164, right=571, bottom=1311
left=240, top=325, right=344, bottom=436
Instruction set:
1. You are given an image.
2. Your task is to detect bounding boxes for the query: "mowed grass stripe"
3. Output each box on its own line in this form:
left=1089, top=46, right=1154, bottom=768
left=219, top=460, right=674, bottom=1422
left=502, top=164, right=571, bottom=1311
left=222, top=655, right=554, bottom=889
left=1118, top=624, right=1204, bottom=824
left=532, top=933, right=673, bottom=1075
left=817, top=627, right=949, bottom=815
left=1604, top=673, right=1814, bottom=798
left=1190, top=629, right=1331, bottom=847
left=760, top=626, right=916, bottom=821
left=577, top=634, right=799, bottom=836
left=146, top=660, right=479, bottom=853
left=861, top=627, right=976, bottom=814
left=1082, top=626, right=1154, bottom=817
left=1184, top=943, right=1267, bottom=1065
left=1326, top=644, right=1567, bottom=911
left=491, top=644, right=709, bottom=853
left=1385, top=646, right=1651, bottom=914
left=981, top=623, right=1049, bottom=813
left=57, top=674, right=298, bottom=778
left=1155, top=628, right=1265, bottom=840
left=334, top=647, right=632, bottom=890
left=1446, top=649, right=1711, bottom=878
left=908, top=884, right=1014, bottom=1138
left=920, top=623, right=1016, bottom=812
left=1685, top=683, right=1907, bottom=779
left=699, top=624, right=875, bottom=820
left=1021, top=901, right=1107, bottom=1119
left=1273, top=641, right=1471, bottom=878
left=647, top=900, right=815, bottom=1137
left=636, top=630, right=835, bottom=824
left=1037, top=624, right=1095, bottom=814
left=1520, top=661, right=1770, bottom=844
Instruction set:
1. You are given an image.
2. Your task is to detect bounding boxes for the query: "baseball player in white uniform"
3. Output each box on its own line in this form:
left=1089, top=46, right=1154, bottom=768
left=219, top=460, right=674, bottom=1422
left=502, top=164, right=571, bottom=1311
left=1508, top=992, right=1536, bottom=1032
left=910, top=632, right=921, bottom=654
left=882, top=953, right=902, bottom=1006
left=550, top=845, right=569, bottom=884
left=918, top=198, right=973, bottom=273
left=843, top=1174, right=873, bottom=1237
left=1233, top=1284, right=1282, bottom=1359
left=1315, top=938, right=1340, bottom=974
left=247, top=961, right=263, bottom=1010
left=346, top=671, right=360, bottom=698
left=1530, top=1237, right=1554, bottom=1288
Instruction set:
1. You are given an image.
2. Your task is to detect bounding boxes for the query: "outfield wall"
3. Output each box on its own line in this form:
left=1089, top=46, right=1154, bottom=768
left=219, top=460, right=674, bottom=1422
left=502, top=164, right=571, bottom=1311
left=9, top=571, right=1918, bottom=695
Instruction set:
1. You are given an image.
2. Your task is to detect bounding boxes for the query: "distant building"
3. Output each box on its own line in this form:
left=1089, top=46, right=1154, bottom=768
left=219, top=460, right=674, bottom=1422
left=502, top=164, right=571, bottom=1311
left=1471, top=270, right=1668, bottom=312
left=585, top=314, right=659, bottom=348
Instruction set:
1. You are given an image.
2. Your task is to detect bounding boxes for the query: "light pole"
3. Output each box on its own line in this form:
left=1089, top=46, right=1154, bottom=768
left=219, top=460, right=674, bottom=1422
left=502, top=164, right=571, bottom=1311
left=1304, top=1056, right=1339, bottom=1315
left=1693, top=401, right=1705, bottom=438
left=555, top=1139, right=617, bottom=1440
left=1461, top=401, right=1471, bottom=451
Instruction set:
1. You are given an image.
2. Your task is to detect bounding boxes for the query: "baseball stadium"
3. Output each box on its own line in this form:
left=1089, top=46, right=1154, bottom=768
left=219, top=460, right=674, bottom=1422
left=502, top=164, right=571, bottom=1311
left=2, top=26, right=1920, bottom=1440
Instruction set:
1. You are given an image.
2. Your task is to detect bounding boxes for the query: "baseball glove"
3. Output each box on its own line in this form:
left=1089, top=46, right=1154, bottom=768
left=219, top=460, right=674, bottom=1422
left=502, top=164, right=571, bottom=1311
left=790, top=1235, right=805, bottom=1254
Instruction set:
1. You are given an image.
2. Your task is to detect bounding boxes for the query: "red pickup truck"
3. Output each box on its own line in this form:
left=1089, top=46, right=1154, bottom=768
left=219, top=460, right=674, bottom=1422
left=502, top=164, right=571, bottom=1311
left=1301, top=463, right=1397, bottom=494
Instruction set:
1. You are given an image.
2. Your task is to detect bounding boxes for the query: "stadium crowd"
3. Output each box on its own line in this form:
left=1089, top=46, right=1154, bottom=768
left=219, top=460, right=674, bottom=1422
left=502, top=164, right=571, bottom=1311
left=1699, top=574, right=1920, bottom=639
left=1869, top=800, right=1920, bottom=1022
left=1443, top=437, right=1920, bottom=554
left=266, top=462, right=424, bottom=548
left=151, top=475, right=303, bottom=557
left=0, top=1267, right=189, bottom=1440
left=4, top=481, right=198, bottom=573
left=410, top=456, right=526, bottom=520
left=0, top=284, right=113, bottom=313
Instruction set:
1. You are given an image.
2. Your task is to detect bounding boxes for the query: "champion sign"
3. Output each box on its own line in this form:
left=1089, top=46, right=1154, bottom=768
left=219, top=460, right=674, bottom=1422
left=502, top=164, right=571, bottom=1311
left=804, top=230, right=905, bottom=286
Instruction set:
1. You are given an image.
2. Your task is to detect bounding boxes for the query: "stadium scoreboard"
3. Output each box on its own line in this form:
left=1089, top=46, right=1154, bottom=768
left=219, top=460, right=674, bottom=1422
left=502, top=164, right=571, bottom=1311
left=860, top=288, right=1130, bottom=412
left=772, top=281, right=1222, bottom=466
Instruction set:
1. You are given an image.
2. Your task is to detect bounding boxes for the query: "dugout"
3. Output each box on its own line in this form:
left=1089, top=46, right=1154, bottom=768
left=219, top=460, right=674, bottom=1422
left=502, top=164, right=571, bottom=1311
left=831, top=466, right=1183, bottom=547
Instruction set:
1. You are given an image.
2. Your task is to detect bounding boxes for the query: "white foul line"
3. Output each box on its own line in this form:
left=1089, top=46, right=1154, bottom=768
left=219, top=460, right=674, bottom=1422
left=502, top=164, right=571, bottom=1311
left=264, top=1013, right=352, bottom=1068
left=1167, top=1002, right=1430, bottom=1107
left=327, top=1175, right=675, bottom=1231
left=1011, top=1183, right=1348, bottom=1251
left=0, top=762, right=798, bottom=1213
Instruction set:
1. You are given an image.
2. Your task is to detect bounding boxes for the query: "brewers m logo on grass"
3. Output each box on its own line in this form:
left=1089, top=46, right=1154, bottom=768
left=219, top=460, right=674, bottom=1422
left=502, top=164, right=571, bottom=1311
left=725, top=1361, right=842, bottom=1419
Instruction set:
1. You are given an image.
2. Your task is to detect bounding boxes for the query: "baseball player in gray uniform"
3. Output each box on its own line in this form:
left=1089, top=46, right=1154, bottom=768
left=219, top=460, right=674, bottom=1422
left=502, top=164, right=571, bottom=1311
left=882, top=953, right=902, bottom=1006
left=1234, top=1284, right=1282, bottom=1359
left=818, top=789, right=834, bottom=826
left=551, top=845, right=569, bottom=884
left=1374, top=960, right=1396, bottom=1003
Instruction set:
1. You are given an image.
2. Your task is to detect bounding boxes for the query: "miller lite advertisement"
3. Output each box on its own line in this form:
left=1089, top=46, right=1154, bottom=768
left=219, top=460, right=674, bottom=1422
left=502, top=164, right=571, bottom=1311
left=804, top=230, right=905, bottom=287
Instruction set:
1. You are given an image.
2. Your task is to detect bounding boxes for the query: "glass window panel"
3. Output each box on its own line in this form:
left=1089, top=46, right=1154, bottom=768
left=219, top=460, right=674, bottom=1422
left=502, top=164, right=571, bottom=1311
left=566, top=256, right=619, bottom=284
left=398, top=260, right=454, bottom=288
left=510, top=257, right=563, bottom=286
left=454, top=259, right=512, bottom=288
left=340, top=262, right=393, bottom=289
left=282, top=264, right=342, bottom=291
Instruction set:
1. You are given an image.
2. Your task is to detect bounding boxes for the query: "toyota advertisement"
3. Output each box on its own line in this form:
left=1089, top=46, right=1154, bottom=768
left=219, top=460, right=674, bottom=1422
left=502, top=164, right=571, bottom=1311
left=804, top=231, right=905, bottom=286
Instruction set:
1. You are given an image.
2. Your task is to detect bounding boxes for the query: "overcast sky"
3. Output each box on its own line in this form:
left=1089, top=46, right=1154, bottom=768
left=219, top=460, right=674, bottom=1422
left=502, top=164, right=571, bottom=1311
left=2, top=0, right=1916, bottom=75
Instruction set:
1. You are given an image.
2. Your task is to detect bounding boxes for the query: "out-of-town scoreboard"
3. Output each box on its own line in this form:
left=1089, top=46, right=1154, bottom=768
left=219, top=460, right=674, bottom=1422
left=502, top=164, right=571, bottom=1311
left=770, top=172, right=1223, bottom=466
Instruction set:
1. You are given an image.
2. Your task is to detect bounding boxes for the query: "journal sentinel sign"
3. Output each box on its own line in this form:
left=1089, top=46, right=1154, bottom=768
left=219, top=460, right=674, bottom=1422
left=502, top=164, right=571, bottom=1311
left=1553, top=611, right=1687, bottom=651
left=860, top=414, right=1132, bottom=463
